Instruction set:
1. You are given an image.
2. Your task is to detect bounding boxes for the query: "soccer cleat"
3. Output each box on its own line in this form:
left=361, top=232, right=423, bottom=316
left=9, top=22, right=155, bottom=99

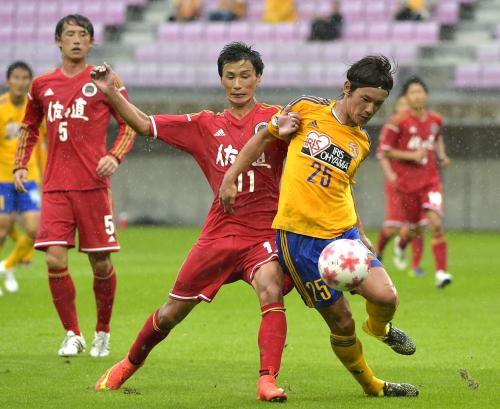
left=392, top=237, right=407, bottom=271
left=4, top=270, right=19, bottom=293
left=411, top=266, right=426, bottom=277
left=381, top=381, right=419, bottom=397
left=435, top=270, right=452, bottom=289
left=90, top=331, right=110, bottom=357
left=363, top=321, right=416, bottom=355
left=95, top=356, right=142, bottom=390
left=256, top=375, right=288, bottom=402
left=58, top=330, right=86, bottom=357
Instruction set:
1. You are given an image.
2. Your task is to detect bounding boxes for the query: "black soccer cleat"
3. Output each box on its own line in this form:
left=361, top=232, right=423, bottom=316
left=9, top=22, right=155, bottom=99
left=382, top=382, right=419, bottom=397
left=383, top=322, right=416, bottom=355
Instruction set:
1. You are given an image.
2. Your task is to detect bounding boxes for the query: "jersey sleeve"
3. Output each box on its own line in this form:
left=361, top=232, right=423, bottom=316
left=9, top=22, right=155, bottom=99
left=267, top=96, right=312, bottom=140
left=14, top=80, right=44, bottom=171
left=379, top=115, right=401, bottom=152
left=149, top=111, right=206, bottom=153
left=107, top=75, right=137, bottom=163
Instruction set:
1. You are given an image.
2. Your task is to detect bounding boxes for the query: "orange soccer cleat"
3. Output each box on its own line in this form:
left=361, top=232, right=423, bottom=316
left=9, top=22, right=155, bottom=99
left=95, top=356, right=141, bottom=391
left=257, top=374, right=288, bottom=402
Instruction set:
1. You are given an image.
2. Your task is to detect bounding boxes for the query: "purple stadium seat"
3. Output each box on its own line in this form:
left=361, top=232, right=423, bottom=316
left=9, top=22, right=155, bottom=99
left=323, top=64, right=347, bottom=87
left=0, top=46, right=13, bottom=62
left=454, top=64, right=480, bottom=88
left=181, top=23, right=205, bottom=41
left=158, top=24, right=182, bottom=41
left=344, top=43, right=370, bottom=62
left=321, top=43, right=345, bottom=62
left=227, top=22, right=251, bottom=41
left=274, top=23, right=298, bottom=41
left=37, top=2, right=60, bottom=26
left=205, top=23, right=229, bottom=41
left=275, top=64, right=305, bottom=87
left=37, top=25, right=56, bottom=43
left=104, top=3, right=128, bottom=25
left=296, top=1, right=317, bottom=21
left=0, top=26, right=14, bottom=43
left=305, top=63, right=328, bottom=87
left=114, top=62, right=138, bottom=85
left=481, top=64, right=500, bottom=87
left=247, top=1, right=265, bottom=21
left=250, top=23, right=276, bottom=42
left=343, top=22, right=366, bottom=41
left=391, top=22, right=416, bottom=42
left=296, top=21, right=311, bottom=40
left=83, top=1, right=105, bottom=22
left=301, top=43, right=325, bottom=61
left=195, top=65, right=220, bottom=87
left=367, top=22, right=390, bottom=42
left=0, top=2, right=15, bottom=23
left=14, top=26, right=36, bottom=43
left=393, top=43, right=418, bottom=62
left=365, top=1, right=391, bottom=20
left=435, top=1, right=460, bottom=25
left=341, top=1, right=363, bottom=21
left=415, top=22, right=439, bottom=44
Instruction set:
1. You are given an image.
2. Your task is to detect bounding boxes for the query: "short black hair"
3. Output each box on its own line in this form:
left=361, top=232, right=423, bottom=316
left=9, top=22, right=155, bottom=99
left=217, top=42, right=264, bottom=77
left=401, top=76, right=428, bottom=95
left=55, top=14, right=94, bottom=40
left=6, top=61, right=33, bottom=80
left=347, top=55, right=394, bottom=93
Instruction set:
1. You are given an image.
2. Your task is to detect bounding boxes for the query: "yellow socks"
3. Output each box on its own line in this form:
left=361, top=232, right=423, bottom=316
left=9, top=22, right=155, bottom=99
left=364, top=299, right=397, bottom=338
left=330, top=333, right=384, bottom=396
left=4, top=235, right=34, bottom=269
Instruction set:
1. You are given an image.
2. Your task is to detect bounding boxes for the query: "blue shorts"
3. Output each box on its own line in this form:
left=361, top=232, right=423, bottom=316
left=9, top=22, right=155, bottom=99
left=276, top=227, right=383, bottom=309
left=0, top=181, right=41, bottom=214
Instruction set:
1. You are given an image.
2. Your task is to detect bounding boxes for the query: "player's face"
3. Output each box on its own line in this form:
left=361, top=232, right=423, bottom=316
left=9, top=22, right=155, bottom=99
left=6, top=68, right=31, bottom=99
left=347, top=87, right=388, bottom=126
left=394, top=95, right=409, bottom=113
left=56, top=22, right=93, bottom=62
left=221, top=59, right=261, bottom=108
left=405, top=83, right=427, bottom=110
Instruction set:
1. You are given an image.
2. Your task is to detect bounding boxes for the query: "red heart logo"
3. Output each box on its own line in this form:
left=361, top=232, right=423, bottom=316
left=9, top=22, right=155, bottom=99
left=304, top=131, right=331, bottom=156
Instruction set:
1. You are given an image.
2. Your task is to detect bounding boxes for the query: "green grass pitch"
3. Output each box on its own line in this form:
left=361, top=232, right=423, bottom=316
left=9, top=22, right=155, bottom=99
left=0, top=227, right=499, bottom=409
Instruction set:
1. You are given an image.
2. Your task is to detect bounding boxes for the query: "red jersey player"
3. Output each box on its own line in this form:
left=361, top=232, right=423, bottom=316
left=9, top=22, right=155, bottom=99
left=91, top=42, right=291, bottom=402
left=379, top=77, right=452, bottom=288
left=13, top=15, right=136, bottom=357
left=375, top=95, right=427, bottom=276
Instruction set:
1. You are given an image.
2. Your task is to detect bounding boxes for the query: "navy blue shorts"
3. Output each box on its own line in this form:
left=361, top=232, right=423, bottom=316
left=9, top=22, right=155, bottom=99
left=0, top=181, right=41, bottom=214
left=276, top=227, right=383, bottom=309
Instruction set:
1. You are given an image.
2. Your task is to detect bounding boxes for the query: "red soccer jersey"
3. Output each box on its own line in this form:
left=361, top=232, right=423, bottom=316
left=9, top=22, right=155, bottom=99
left=379, top=109, right=442, bottom=193
left=149, top=102, right=287, bottom=239
left=15, top=66, right=136, bottom=192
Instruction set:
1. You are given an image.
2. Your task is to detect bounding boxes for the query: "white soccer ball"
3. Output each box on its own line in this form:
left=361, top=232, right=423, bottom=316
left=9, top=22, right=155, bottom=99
left=318, top=239, right=370, bottom=291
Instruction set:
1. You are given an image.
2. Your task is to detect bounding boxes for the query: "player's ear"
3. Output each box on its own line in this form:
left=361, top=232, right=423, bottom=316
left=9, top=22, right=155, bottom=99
left=343, top=80, right=352, bottom=97
left=256, top=74, right=262, bottom=87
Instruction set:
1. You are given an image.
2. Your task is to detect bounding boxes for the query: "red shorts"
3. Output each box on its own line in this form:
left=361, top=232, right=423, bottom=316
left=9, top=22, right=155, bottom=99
left=170, top=234, right=279, bottom=303
left=35, top=189, right=120, bottom=253
left=384, top=182, right=428, bottom=227
left=398, top=183, right=443, bottom=225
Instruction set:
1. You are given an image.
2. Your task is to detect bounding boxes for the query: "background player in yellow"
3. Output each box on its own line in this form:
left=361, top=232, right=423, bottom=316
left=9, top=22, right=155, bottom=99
left=220, top=56, right=419, bottom=397
left=0, top=61, right=43, bottom=294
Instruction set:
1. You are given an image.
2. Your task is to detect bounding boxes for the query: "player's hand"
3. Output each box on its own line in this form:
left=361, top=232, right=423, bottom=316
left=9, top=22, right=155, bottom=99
left=412, top=148, right=427, bottom=162
left=278, top=105, right=301, bottom=139
left=13, top=169, right=28, bottom=193
left=218, top=175, right=237, bottom=214
left=96, top=155, right=119, bottom=177
left=439, top=155, right=451, bottom=167
left=359, top=234, right=376, bottom=254
left=90, top=62, right=116, bottom=95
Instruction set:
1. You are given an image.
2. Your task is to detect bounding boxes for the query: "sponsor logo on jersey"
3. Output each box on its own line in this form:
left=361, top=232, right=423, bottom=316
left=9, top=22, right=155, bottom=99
left=254, top=121, right=268, bottom=134
left=301, top=131, right=352, bottom=172
left=82, top=82, right=98, bottom=97
left=43, top=88, right=54, bottom=97
left=213, top=128, right=225, bottom=137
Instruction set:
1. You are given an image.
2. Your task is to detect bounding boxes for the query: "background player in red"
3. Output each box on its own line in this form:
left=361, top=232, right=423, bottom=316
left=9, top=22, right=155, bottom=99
left=13, top=15, right=136, bottom=357
left=375, top=95, right=426, bottom=276
left=379, top=77, right=452, bottom=288
left=91, top=42, right=291, bottom=402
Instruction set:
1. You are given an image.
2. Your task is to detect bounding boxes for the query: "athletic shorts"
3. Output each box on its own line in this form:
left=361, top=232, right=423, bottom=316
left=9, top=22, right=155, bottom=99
left=398, top=183, right=443, bottom=225
left=0, top=181, right=41, bottom=214
left=276, top=227, right=383, bottom=309
left=384, top=182, right=427, bottom=227
left=169, top=234, right=279, bottom=303
left=35, top=189, right=119, bottom=253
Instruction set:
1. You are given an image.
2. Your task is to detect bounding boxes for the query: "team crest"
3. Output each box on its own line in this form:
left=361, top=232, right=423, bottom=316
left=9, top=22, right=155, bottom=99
left=82, top=82, right=98, bottom=97
left=348, top=142, right=359, bottom=159
left=254, top=121, right=268, bottom=134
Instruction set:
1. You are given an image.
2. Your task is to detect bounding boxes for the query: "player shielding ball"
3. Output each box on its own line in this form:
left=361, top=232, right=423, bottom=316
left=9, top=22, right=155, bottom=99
left=379, top=77, right=452, bottom=288
left=13, top=15, right=136, bottom=357
left=91, top=43, right=291, bottom=402
left=220, top=56, right=419, bottom=398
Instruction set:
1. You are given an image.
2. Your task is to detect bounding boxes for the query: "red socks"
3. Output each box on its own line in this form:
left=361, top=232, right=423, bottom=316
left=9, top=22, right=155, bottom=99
left=376, top=228, right=392, bottom=257
left=128, top=309, right=170, bottom=365
left=411, top=236, right=424, bottom=269
left=93, top=267, right=117, bottom=333
left=48, top=268, right=80, bottom=335
left=432, top=234, right=448, bottom=271
left=259, top=303, right=287, bottom=377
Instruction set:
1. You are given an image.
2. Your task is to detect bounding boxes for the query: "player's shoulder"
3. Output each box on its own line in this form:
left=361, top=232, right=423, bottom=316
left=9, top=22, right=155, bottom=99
left=0, top=92, right=8, bottom=106
left=428, top=110, right=443, bottom=122
left=32, top=68, right=58, bottom=85
left=359, top=128, right=372, bottom=146
left=285, top=95, right=332, bottom=111
left=387, top=109, right=411, bottom=128
left=188, top=109, right=216, bottom=121
left=257, top=102, right=281, bottom=114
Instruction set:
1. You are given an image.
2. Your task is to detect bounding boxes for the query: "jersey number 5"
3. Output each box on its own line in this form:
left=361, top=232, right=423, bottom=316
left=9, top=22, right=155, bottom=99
left=58, top=121, right=68, bottom=142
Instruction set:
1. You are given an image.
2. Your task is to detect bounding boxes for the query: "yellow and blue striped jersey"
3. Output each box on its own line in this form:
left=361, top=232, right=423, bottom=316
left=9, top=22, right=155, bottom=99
left=0, top=92, right=43, bottom=182
left=268, top=96, right=371, bottom=239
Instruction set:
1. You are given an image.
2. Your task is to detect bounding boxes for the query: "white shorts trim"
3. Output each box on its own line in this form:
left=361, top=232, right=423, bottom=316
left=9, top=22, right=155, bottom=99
left=34, top=240, right=69, bottom=247
left=80, top=245, right=121, bottom=252
left=169, top=292, right=212, bottom=303
left=149, top=115, right=158, bottom=139
left=249, top=253, right=279, bottom=282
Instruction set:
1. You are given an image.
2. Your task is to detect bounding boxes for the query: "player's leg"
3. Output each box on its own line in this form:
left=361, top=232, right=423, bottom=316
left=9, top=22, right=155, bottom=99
left=426, top=209, right=452, bottom=288
left=3, top=210, right=39, bottom=270
left=410, top=224, right=425, bottom=276
left=376, top=225, right=398, bottom=260
left=96, top=298, right=198, bottom=390
left=393, top=192, right=420, bottom=270
left=46, top=245, right=85, bottom=356
left=251, top=260, right=288, bottom=402
left=356, top=265, right=415, bottom=355
left=87, top=251, right=116, bottom=357
left=0, top=212, right=11, bottom=296
left=377, top=182, right=404, bottom=260
left=318, top=299, right=418, bottom=397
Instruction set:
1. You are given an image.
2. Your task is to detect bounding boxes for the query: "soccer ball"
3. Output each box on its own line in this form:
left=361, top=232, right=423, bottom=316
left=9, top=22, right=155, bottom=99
left=318, top=239, right=370, bottom=291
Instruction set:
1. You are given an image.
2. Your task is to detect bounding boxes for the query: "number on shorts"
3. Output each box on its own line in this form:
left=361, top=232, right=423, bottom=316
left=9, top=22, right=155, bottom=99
left=428, top=191, right=442, bottom=207
left=263, top=241, right=273, bottom=254
left=58, top=121, right=68, bottom=141
left=104, top=215, right=115, bottom=235
left=305, top=279, right=332, bottom=301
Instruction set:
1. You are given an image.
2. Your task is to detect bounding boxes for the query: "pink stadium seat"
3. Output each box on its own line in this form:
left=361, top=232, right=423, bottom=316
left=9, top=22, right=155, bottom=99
left=14, top=26, right=37, bottom=43
left=391, top=22, right=416, bottom=42
left=340, top=0, right=363, bottom=21
left=296, top=21, right=311, bottom=40
left=274, top=23, right=298, bottom=41
left=454, top=64, right=480, bottom=88
left=247, top=1, right=265, bottom=21
left=0, top=2, right=15, bottom=23
left=158, top=24, right=182, bottom=41
left=367, top=22, right=391, bottom=42
left=296, top=2, right=318, bottom=21
left=83, top=1, right=105, bottom=22
left=365, top=1, right=391, bottom=20
left=181, top=23, right=205, bottom=41
left=323, top=64, right=347, bottom=87
left=37, top=2, right=60, bottom=26
left=205, top=23, right=229, bottom=41
left=343, top=22, right=366, bottom=41
left=227, top=22, right=251, bottom=41
left=415, top=22, right=439, bottom=44
left=37, top=25, right=56, bottom=43
left=345, top=43, right=370, bottom=62
left=0, top=26, right=14, bottom=43
left=321, top=43, right=345, bottom=62
left=104, top=3, right=128, bottom=25
left=251, top=24, right=276, bottom=42
left=435, top=1, right=460, bottom=25
left=305, top=63, right=327, bottom=87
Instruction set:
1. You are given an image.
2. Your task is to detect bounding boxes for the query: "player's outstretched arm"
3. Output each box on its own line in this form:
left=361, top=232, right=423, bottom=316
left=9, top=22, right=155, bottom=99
left=91, top=63, right=150, bottom=135
left=436, top=137, right=451, bottom=167
left=383, top=148, right=426, bottom=162
left=219, top=127, right=275, bottom=214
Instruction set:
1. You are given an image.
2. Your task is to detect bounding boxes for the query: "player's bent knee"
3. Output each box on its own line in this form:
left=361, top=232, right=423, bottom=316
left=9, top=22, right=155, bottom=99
left=46, top=253, right=66, bottom=270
